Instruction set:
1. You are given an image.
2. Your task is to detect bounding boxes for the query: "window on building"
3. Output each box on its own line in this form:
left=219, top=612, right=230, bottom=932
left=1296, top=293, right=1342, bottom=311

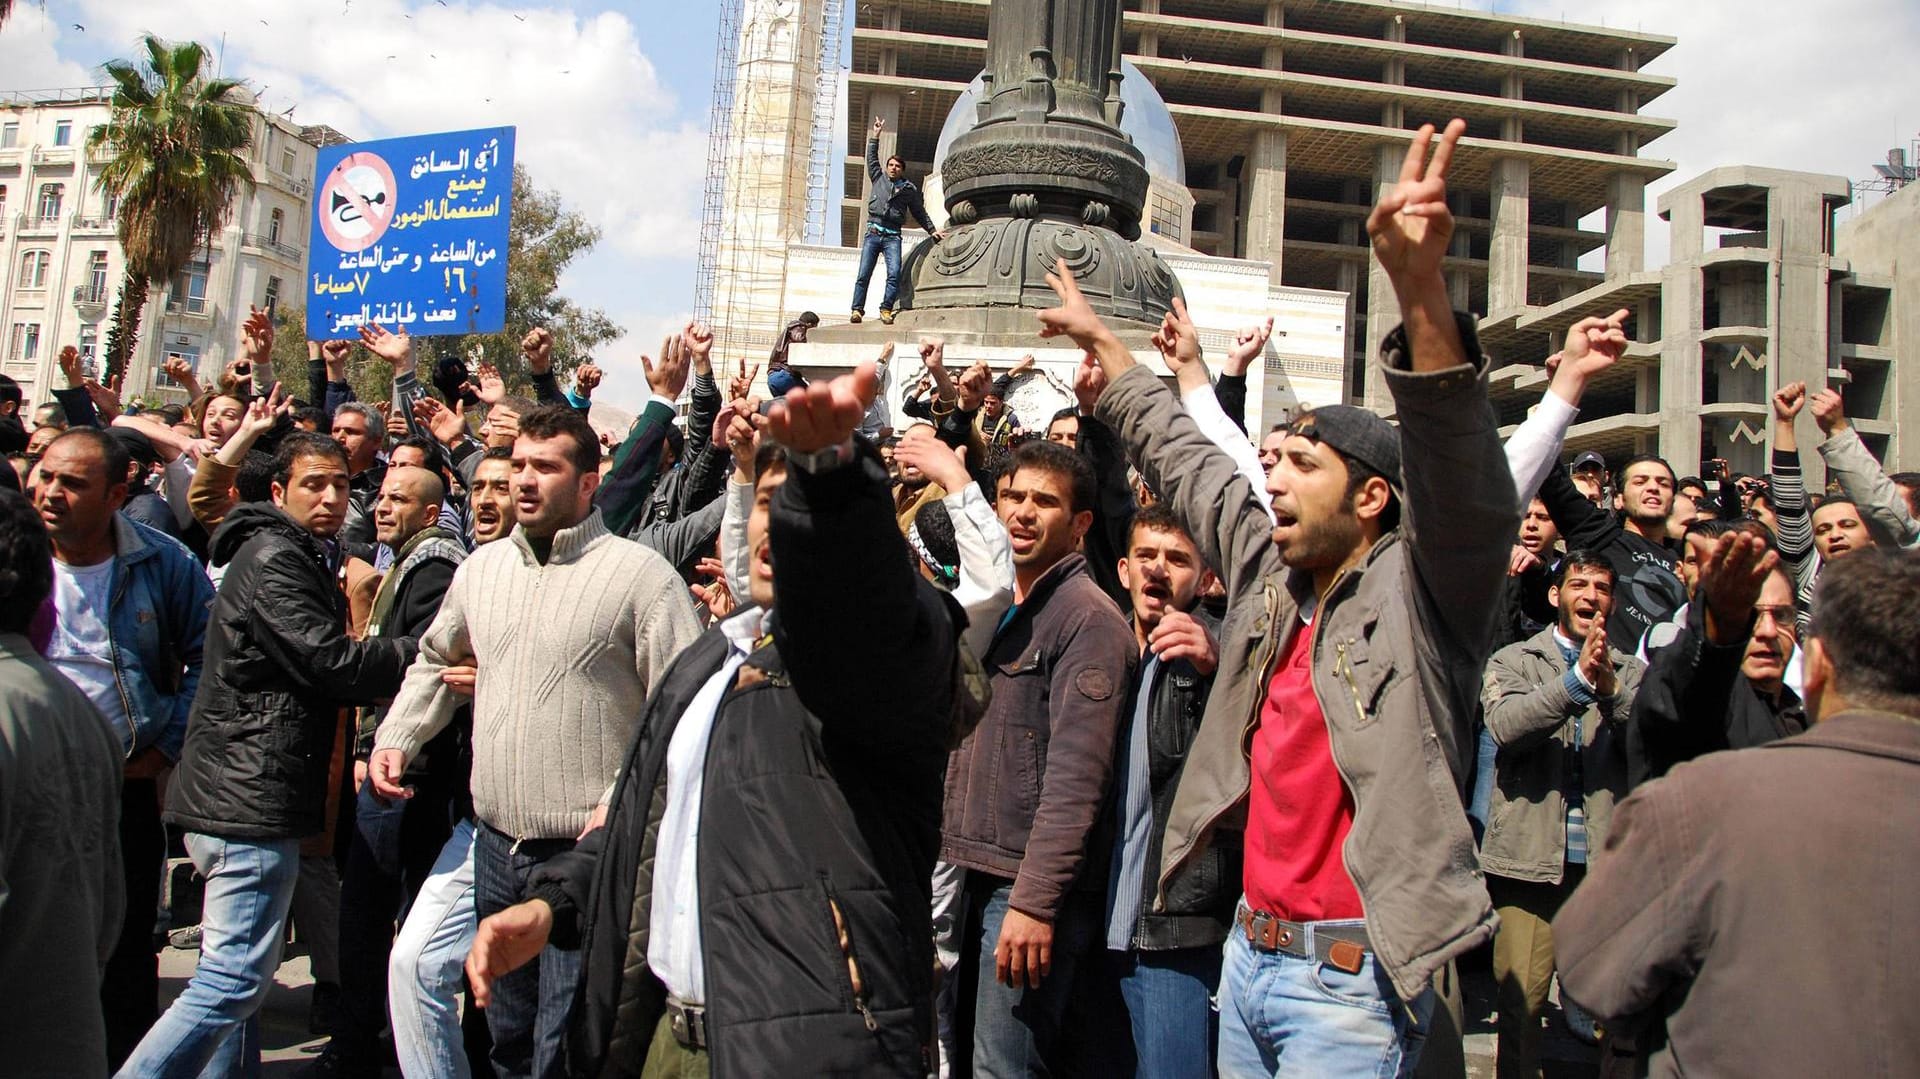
left=264, top=275, right=282, bottom=315
left=9, top=323, right=41, bottom=364
left=281, top=146, right=297, bottom=175
left=102, top=189, right=119, bottom=219
left=0, top=184, right=8, bottom=221
left=268, top=208, right=284, bottom=245
left=77, top=324, right=98, bottom=367
left=53, top=120, right=72, bottom=147
left=36, top=183, right=63, bottom=222
left=17, top=250, right=50, bottom=289
left=87, top=251, right=109, bottom=300
left=171, top=260, right=209, bottom=313
left=0, top=123, right=18, bottom=149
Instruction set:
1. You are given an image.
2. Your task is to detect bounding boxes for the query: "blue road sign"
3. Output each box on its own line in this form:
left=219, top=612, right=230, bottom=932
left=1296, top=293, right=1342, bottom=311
left=305, top=126, right=515, bottom=340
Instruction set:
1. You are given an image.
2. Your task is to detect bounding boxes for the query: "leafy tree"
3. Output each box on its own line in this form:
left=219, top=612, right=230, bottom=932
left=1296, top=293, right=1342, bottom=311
left=91, top=35, right=255, bottom=381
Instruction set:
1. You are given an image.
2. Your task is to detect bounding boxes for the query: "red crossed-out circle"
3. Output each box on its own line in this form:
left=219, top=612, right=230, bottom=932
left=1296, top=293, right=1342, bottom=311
left=318, top=151, right=398, bottom=252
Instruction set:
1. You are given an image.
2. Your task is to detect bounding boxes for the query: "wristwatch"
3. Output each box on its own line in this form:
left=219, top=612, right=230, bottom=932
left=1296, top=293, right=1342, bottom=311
left=785, top=438, right=856, bottom=474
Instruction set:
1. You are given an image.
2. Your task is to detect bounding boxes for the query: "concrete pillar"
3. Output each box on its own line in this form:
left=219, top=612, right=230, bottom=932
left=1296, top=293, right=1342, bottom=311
left=1381, top=16, right=1406, bottom=130
left=1771, top=184, right=1836, bottom=448
left=1605, top=172, right=1646, bottom=276
left=1137, top=0, right=1160, bottom=58
left=1488, top=158, right=1531, bottom=316
left=1245, top=130, right=1288, bottom=286
left=1365, top=143, right=1405, bottom=410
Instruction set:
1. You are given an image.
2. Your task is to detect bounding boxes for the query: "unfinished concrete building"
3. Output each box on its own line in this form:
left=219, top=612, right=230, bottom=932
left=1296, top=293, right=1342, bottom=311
left=848, top=0, right=1679, bottom=406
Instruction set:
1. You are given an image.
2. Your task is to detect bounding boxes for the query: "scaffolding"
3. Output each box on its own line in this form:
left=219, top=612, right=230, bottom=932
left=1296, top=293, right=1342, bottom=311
left=695, top=0, right=843, bottom=366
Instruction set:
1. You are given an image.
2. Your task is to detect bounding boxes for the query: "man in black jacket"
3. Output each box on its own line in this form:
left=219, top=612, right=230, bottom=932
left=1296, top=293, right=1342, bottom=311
left=309, top=464, right=468, bottom=1077
left=1099, top=504, right=1233, bottom=1078
left=1538, top=453, right=1684, bottom=649
left=851, top=115, right=945, bottom=325
left=1628, top=529, right=1807, bottom=785
left=466, top=363, right=960, bottom=1077
left=122, top=434, right=417, bottom=1077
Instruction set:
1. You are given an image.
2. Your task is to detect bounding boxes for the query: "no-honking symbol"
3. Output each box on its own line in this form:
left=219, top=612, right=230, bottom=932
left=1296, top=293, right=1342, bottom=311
left=318, top=151, right=398, bottom=252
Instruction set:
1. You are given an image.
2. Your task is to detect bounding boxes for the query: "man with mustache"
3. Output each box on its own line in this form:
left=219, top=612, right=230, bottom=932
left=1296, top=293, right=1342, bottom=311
left=1628, top=530, right=1807, bottom=785
left=1479, top=552, right=1644, bottom=1079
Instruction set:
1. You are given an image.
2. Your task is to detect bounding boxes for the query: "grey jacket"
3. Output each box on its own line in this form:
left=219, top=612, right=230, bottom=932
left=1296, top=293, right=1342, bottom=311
left=1479, top=627, right=1643, bottom=885
left=864, top=136, right=938, bottom=233
left=1816, top=426, right=1919, bottom=549
left=1554, top=710, right=1920, bottom=1078
left=1096, top=314, right=1518, bottom=1003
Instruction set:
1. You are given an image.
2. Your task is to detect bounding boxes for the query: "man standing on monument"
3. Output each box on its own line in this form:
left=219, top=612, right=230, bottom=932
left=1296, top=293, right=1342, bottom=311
left=852, top=115, right=946, bottom=326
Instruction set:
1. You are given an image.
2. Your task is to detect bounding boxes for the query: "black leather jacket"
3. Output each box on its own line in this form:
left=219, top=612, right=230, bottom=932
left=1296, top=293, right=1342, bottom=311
left=531, top=451, right=959, bottom=1078
left=165, top=504, right=415, bottom=839
left=1118, top=602, right=1240, bottom=951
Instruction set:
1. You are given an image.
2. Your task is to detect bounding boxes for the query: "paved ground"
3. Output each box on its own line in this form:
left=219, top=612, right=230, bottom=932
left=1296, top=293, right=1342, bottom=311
left=160, top=939, right=1599, bottom=1077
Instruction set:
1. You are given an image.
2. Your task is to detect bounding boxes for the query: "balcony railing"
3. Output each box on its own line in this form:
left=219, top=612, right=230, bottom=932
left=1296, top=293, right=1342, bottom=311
left=166, top=297, right=210, bottom=317
left=32, top=147, right=76, bottom=166
left=73, top=284, right=109, bottom=306
left=242, top=232, right=302, bottom=261
left=71, top=214, right=113, bottom=232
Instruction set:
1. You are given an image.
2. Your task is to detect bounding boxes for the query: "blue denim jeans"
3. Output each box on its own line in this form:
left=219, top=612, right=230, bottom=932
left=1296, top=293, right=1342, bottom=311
left=1109, top=945, right=1223, bottom=1079
left=1216, top=915, right=1434, bottom=1079
left=391, top=818, right=479, bottom=1079
left=473, top=823, right=580, bottom=1079
left=965, top=873, right=1108, bottom=1078
left=851, top=227, right=903, bottom=314
left=118, top=834, right=302, bottom=1079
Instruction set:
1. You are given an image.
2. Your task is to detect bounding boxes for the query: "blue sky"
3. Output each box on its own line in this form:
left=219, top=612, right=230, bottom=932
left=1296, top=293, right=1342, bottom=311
left=4, top=0, right=1918, bottom=412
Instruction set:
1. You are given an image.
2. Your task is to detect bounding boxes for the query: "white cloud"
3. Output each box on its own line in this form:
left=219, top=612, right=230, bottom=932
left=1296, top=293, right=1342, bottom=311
left=1513, top=0, right=1920, bottom=267
left=0, top=6, right=99, bottom=87
left=58, top=0, right=708, bottom=266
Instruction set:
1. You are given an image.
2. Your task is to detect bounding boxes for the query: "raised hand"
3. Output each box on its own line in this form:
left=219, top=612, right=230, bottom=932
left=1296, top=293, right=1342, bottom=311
left=358, top=322, right=413, bottom=369
left=769, top=362, right=880, bottom=454
left=574, top=362, right=603, bottom=397
left=1367, top=119, right=1466, bottom=285
left=1561, top=308, right=1630, bottom=376
left=1038, top=259, right=1110, bottom=350
left=1008, top=353, right=1037, bottom=379
left=642, top=333, right=689, bottom=401
left=320, top=339, right=353, bottom=380
left=520, top=327, right=553, bottom=375
left=1150, top=297, right=1206, bottom=390
left=876, top=340, right=896, bottom=364
left=162, top=355, right=201, bottom=394
left=472, top=362, right=506, bottom=406
left=955, top=363, right=990, bottom=411
left=1578, top=622, right=1616, bottom=697
left=83, top=377, right=123, bottom=422
left=1224, top=317, right=1273, bottom=377
left=730, top=362, right=761, bottom=403
left=690, top=557, right=736, bottom=622
left=1073, top=350, right=1107, bottom=414
left=1509, top=544, right=1542, bottom=577
left=58, top=344, right=85, bottom=388
left=1147, top=609, right=1218, bottom=676
left=918, top=337, right=945, bottom=373
left=892, top=431, right=970, bottom=491
left=1688, top=531, right=1780, bottom=646
left=239, top=305, right=274, bottom=364
left=413, top=396, right=467, bottom=447
left=872, top=115, right=885, bottom=135
left=722, top=405, right=764, bottom=478
left=1809, top=387, right=1848, bottom=436
left=1772, top=380, right=1807, bottom=423
left=467, top=900, right=554, bottom=1010
left=485, top=406, right=520, bottom=450
left=239, top=382, right=290, bottom=442
left=683, top=320, right=715, bottom=376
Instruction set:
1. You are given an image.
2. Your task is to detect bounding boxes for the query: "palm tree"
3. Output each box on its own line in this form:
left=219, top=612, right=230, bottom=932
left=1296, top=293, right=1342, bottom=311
left=90, top=35, right=254, bottom=381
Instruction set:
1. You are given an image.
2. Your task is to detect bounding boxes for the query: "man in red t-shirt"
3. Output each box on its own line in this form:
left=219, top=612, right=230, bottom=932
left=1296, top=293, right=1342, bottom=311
left=1042, top=116, right=1517, bottom=1077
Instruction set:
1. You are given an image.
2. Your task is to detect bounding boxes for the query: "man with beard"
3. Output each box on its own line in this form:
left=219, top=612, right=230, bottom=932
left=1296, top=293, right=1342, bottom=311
left=467, top=447, right=516, bottom=546
left=1539, top=450, right=1684, bottom=650
left=894, top=421, right=948, bottom=532
left=1479, top=552, right=1644, bottom=1079
left=1627, top=529, right=1807, bottom=785
left=1100, top=504, right=1233, bottom=1078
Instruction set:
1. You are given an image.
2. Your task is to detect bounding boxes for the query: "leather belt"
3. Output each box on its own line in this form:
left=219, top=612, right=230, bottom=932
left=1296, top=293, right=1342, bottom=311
left=666, top=997, right=708, bottom=1051
left=1235, top=902, right=1371, bottom=975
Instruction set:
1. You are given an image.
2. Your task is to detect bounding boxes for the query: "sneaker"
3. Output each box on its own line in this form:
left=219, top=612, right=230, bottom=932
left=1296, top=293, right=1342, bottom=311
left=309, top=981, right=343, bottom=1036
left=848, top=310, right=863, bottom=324
left=166, top=924, right=203, bottom=950
left=879, top=309, right=896, bottom=325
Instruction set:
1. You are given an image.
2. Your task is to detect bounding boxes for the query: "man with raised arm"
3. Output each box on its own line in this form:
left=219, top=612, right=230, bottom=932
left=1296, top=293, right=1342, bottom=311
left=1039, top=119, right=1517, bottom=1075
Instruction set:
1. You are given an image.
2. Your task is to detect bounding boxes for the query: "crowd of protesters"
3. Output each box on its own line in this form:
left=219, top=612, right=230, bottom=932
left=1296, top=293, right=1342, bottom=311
left=2, top=117, right=1918, bottom=1079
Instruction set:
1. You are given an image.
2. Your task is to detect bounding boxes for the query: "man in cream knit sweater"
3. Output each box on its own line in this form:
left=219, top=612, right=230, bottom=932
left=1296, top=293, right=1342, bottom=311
left=370, top=404, right=702, bottom=1079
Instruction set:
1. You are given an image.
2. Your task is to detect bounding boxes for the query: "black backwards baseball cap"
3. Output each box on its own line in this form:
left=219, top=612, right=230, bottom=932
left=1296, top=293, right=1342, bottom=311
left=1287, top=405, right=1402, bottom=491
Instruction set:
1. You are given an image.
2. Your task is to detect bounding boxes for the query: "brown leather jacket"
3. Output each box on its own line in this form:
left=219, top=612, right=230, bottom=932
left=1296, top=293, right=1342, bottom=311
left=1095, top=315, right=1518, bottom=1003
left=1554, top=710, right=1920, bottom=1077
left=940, top=552, right=1136, bottom=920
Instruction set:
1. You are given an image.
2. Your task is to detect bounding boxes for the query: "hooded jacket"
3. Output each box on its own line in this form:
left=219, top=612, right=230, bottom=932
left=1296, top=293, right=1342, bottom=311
left=165, top=503, right=416, bottom=839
